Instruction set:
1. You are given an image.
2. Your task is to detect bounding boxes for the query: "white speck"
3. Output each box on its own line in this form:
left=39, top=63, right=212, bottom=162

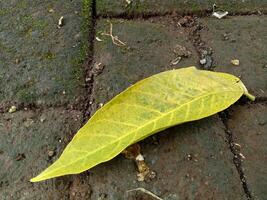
left=171, top=57, right=181, bottom=65
left=239, top=153, right=246, bottom=159
left=40, top=116, right=46, bottom=123
left=57, top=16, right=64, bottom=28
left=48, top=8, right=55, bottom=13
left=212, top=11, right=228, bottom=19
left=135, top=154, right=144, bottom=161
left=96, top=37, right=103, bottom=42
left=200, top=58, right=207, bottom=65
left=125, top=0, right=132, bottom=5
left=8, top=106, right=17, bottom=113
left=231, top=59, right=240, bottom=66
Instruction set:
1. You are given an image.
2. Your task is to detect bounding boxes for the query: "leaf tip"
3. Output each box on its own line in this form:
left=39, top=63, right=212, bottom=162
left=30, top=176, right=40, bottom=183
left=30, top=170, right=53, bottom=182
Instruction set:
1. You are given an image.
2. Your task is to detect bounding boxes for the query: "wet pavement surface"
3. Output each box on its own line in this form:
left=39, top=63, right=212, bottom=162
left=0, top=0, right=266, bottom=199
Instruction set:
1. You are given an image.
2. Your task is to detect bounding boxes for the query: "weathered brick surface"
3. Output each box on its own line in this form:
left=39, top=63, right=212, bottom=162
left=97, top=0, right=267, bottom=16
left=228, top=104, right=267, bottom=200
left=0, top=0, right=85, bottom=106
left=1, top=0, right=266, bottom=199
left=0, top=109, right=82, bottom=199
left=200, top=16, right=267, bottom=96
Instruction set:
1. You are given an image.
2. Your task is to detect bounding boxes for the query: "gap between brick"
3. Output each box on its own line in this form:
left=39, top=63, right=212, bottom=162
left=97, top=10, right=267, bottom=20
left=219, top=111, right=253, bottom=200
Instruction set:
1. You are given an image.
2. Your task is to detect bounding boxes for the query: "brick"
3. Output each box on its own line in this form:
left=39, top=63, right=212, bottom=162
left=0, top=0, right=88, bottom=106
left=0, top=109, right=82, bottom=199
left=97, top=0, right=267, bottom=17
left=200, top=16, right=267, bottom=96
left=228, top=103, right=267, bottom=199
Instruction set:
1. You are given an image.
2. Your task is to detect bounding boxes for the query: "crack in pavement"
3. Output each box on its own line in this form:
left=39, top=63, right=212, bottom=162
left=219, top=111, right=253, bottom=200
left=96, top=10, right=267, bottom=19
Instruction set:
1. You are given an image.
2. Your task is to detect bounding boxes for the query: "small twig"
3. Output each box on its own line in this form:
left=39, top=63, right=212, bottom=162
left=102, top=22, right=126, bottom=46
left=127, top=188, right=163, bottom=200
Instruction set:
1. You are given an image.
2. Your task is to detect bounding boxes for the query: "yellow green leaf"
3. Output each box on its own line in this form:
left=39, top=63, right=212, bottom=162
left=30, top=66, right=254, bottom=182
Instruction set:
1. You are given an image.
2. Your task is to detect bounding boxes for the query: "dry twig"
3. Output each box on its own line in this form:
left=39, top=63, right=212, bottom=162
left=102, top=22, right=126, bottom=46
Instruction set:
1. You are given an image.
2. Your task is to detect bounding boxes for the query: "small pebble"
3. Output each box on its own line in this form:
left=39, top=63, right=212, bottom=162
left=40, top=117, right=46, bottom=123
left=48, top=8, right=55, bottom=13
left=48, top=150, right=55, bottom=157
left=200, top=58, right=207, bottom=65
left=8, top=106, right=17, bottom=113
left=231, top=59, right=240, bottom=66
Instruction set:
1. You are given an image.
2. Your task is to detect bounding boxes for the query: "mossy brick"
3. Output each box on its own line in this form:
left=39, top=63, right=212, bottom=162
left=200, top=16, right=267, bottom=96
left=227, top=104, right=267, bottom=200
left=0, top=109, right=82, bottom=199
left=0, top=0, right=90, bottom=106
left=92, top=18, right=198, bottom=108
left=96, top=0, right=267, bottom=17
left=85, top=19, right=245, bottom=199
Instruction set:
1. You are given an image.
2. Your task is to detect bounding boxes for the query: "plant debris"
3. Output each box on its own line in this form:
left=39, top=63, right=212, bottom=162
left=212, top=11, right=229, bottom=19
left=125, top=0, right=131, bottom=5
left=212, top=4, right=228, bottom=19
left=171, top=45, right=191, bottom=64
left=127, top=188, right=163, bottom=200
left=102, top=22, right=126, bottom=46
left=95, top=37, right=103, bottom=42
left=57, top=16, right=64, bottom=28
left=171, top=57, right=182, bottom=65
left=173, top=45, right=192, bottom=57
left=177, top=16, right=194, bottom=27
left=231, top=59, right=240, bottom=66
left=8, top=106, right=17, bottom=113
left=122, top=144, right=156, bottom=182
left=92, top=62, right=105, bottom=75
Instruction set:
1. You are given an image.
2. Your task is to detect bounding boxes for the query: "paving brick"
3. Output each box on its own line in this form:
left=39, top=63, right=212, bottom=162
left=200, top=16, right=267, bottom=96
left=87, top=117, right=245, bottom=199
left=85, top=18, right=245, bottom=199
left=0, top=0, right=87, bottom=106
left=0, top=109, right=82, bottom=199
left=97, top=0, right=267, bottom=16
left=92, top=18, right=198, bottom=110
left=228, top=103, right=267, bottom=199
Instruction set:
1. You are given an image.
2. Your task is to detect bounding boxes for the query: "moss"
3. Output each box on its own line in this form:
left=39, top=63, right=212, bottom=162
left=43, top=51, right=56, bottom=60
left=0, top=8, right=11, bottom=16
left=18, top=14, right=48, bottom=37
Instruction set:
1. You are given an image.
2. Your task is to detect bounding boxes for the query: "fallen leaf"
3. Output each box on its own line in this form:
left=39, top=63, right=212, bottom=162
left=31, top=67, right=254, bottom=182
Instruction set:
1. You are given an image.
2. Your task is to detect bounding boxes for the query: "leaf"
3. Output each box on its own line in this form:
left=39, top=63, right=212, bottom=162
left=31, top=67, right=255, bottom=182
